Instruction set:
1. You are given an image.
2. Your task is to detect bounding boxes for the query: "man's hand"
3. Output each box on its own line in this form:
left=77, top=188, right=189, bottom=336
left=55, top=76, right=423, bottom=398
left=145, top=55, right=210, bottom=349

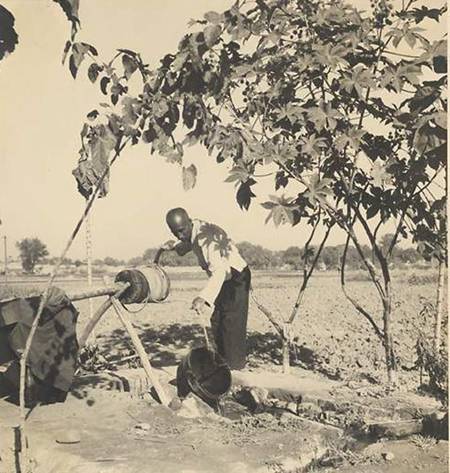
left=161, top=240, right=177, bottom=251
left=154, top=240, right=177, bottom=263
left=191, top=296, right=209, bottom=316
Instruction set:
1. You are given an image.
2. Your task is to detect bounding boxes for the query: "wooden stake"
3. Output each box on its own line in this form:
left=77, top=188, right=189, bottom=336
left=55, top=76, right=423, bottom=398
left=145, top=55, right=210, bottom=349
left=110, top=296, right=171, bottom=406
left=85, top=203, right=94, bottom=322
left=434, top=257, right=445, bottom=353
left=17, top=138, right=131, bottom=473
left=3, top=235, right=8, bottom=284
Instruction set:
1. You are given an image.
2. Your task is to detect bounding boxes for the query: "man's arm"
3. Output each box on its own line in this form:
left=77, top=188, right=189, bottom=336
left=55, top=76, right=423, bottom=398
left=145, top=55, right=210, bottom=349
left=197, top=244, right=227, bottom=307
left=154, top=240, right=192, bottom=263
left=197, top=267, right=226, bottom=307
left=174, top=241, right=192, bottom=256
left=192, top=265, right=226, bottom=315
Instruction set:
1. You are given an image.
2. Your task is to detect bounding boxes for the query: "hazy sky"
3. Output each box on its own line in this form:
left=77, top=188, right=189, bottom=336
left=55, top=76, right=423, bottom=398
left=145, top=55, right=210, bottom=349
left=0, top=0, right=445, bottom=261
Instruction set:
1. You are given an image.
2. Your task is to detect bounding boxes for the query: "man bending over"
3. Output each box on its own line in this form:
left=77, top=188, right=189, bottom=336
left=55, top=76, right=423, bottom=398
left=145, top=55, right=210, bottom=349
left=156, top=208, right=251, bottom=370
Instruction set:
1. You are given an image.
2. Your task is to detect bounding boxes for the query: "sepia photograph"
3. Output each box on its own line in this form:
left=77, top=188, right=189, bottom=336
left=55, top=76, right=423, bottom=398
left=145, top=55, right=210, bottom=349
left=0, top=0, right=448, bottom=472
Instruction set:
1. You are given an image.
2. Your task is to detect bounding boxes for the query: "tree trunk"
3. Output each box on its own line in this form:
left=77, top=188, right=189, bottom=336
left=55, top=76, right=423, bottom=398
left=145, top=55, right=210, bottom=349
left=282, top=338, right=290, bottom=374
left=383, top=293, right=398, bottom=386
left=282, top=323, right=291, bottom=374
left=434, top=258, right=445, bottom=353
left=384, top=333, right=398, bottom=386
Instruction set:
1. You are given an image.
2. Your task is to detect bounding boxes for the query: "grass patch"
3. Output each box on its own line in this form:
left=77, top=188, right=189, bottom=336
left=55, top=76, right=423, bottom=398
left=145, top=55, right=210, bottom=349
left=346, top=271, right=372, bottom=282
left=409, top=434, right=438, bottom=450
left=407, top=272, right=440, bottom=286
left=0, top=284, right=43, bottom=301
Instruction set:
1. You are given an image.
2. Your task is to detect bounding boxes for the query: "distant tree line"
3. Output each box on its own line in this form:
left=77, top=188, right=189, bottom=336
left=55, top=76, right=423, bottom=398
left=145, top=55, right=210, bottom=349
left=15, top=234, right=430, bottom=273
left=124, top=233, right=426, bottom=270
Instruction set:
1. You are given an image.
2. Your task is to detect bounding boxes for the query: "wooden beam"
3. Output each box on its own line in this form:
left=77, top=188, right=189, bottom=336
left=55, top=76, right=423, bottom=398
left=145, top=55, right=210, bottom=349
left=68, top=282, right=129, bottom=302
left=110, top=296, right=171, bottom=406
left=0, top=281, right=129, bottom=305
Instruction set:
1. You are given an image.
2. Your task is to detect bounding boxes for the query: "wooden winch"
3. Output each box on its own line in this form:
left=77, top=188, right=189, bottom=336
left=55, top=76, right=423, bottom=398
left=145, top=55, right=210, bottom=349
left=75, top=263, right=172, bottom=406
left=67, top=263, right=170, bottom=305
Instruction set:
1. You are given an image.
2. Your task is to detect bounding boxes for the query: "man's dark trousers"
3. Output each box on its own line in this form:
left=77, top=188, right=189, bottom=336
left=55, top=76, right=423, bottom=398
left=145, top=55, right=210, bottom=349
left=210, top=266, right=251, bottom=370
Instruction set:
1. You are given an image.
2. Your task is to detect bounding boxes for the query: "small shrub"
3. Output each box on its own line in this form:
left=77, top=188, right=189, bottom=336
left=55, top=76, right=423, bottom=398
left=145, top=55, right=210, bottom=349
left=408, top=273, right=439, bottom=286
left=416, top=332, right=448, bottom=406
left=78, top=343, right=114, bottom=373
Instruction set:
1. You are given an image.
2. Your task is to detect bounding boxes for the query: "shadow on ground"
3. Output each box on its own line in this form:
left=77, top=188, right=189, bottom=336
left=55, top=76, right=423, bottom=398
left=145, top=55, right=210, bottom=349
left=94, top=324, right=327, bottom=375
left=247, top=331, right=322, bottom=371
left=97, top=322, right=206, bottom=368
left=0, top=324, right=351, bottom=406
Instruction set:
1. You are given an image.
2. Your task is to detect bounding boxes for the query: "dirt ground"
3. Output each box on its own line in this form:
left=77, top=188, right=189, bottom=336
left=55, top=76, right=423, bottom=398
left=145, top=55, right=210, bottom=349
left=321, top=439, right=449, bottom=473
left=0, top=368, right=447, bottom=473
left=74, top=268, right=447, bottom=387
left=0, top=268, right=447, bottom=472
left=0, top=388, right=342, bottom=473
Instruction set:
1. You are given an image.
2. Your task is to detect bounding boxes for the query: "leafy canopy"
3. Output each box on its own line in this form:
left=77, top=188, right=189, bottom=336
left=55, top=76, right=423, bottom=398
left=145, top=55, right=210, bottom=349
left=67, top=0, right=446, bottom=260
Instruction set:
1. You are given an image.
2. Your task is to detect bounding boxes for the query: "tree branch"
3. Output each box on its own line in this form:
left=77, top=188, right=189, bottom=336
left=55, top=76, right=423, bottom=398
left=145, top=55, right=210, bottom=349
left=336, top=171, right=387, bottom=294
left=411, top=167, right=444, bottom=199
left=288, top=222, right=334, bottom=324
left=383, top=50, right=420, bottom=59
left=386, top=207, right=408, bottom=258
left=352, top=205, right=390, bottom=293
left=250, top=289, right=284, bottom=335
left=341, top=233, right=384, bottom=340
left=277, top=159, right=387, bottom=300
left=373, top=218, right=384, bottom=243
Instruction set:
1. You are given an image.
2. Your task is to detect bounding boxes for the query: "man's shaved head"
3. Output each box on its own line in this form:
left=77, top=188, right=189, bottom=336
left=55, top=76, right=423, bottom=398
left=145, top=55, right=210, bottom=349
left=166, top=208, right=193, bottom=242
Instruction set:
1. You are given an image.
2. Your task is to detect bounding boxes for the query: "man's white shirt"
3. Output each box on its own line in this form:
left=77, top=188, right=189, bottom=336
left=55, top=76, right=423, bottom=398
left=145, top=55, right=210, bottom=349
left=176, top=219, right=247, bottom=306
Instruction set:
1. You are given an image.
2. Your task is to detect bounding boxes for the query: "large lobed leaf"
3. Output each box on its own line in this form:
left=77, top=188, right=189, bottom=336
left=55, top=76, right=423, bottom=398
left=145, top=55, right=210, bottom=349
left=0, top=5, right=19, bottom=61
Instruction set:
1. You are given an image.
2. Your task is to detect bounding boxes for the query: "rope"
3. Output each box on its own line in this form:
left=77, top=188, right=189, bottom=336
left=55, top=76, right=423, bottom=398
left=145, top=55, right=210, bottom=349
left=202, top=324, right=210, bottom=351
left=147, top=263, right=170, bottom=304
left=120, top=294, right=150, bottom=314
left=118, top=264, right=169, bottom=313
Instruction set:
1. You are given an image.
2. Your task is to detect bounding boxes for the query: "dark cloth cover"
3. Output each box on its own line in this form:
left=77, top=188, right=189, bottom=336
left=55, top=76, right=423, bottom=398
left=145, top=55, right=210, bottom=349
left=0, top=286, right=79, bottom=392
